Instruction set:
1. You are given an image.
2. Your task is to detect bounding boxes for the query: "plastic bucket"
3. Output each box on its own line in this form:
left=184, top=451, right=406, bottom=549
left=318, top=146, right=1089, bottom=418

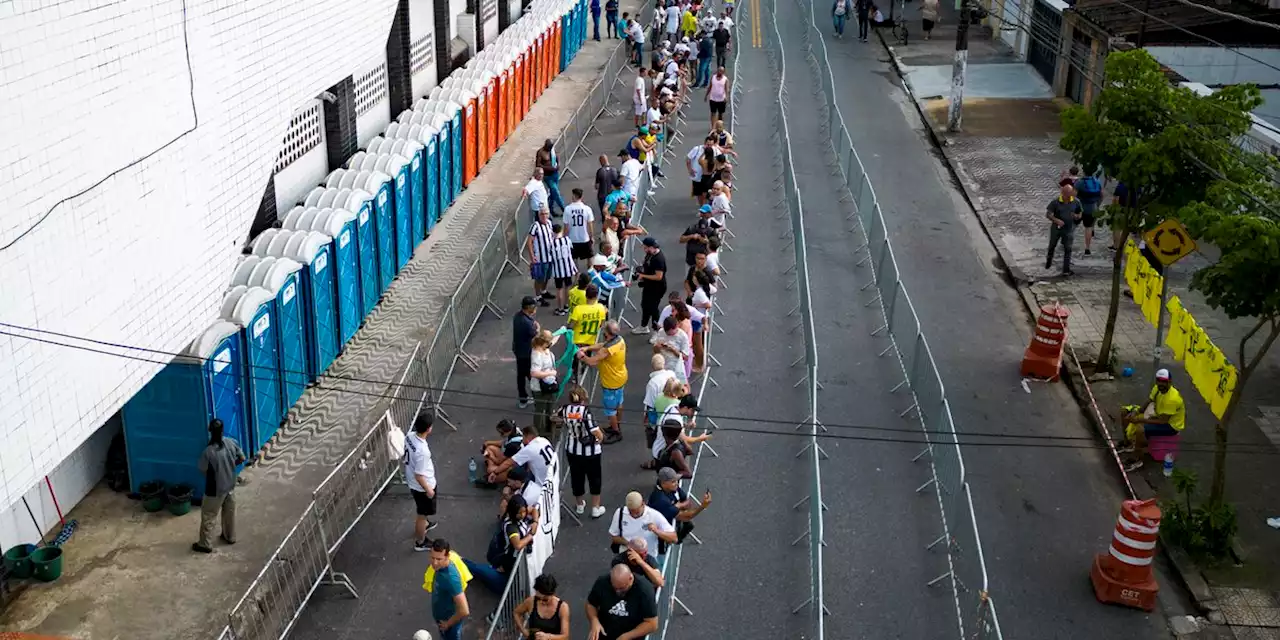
left=30, top=546, right=63, bottom=582
left=3, top=544, right=36, bottom=579
left=167, top=484, right=193, bottom=516
left=140, top=480, right=167, bottom=513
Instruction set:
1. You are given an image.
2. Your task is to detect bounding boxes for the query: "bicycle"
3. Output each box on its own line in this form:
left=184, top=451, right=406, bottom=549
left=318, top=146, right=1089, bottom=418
left=891, top=19, right=909, bottom=45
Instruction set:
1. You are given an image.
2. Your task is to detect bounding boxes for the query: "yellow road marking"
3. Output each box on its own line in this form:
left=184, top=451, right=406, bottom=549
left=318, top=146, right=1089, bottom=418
left=751, top=0, right=762, bottom=47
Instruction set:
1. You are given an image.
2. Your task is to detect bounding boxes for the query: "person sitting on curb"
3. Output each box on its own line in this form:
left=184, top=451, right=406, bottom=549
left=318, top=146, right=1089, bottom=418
left=1118, top=368, right=1186, bottom=471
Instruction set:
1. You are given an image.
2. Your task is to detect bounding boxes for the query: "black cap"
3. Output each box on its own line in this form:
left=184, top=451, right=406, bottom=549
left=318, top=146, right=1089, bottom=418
left=521, top=296, right=538, bottom=308
left=642, top=237, right=659, bottom=248
left=678, top=395, right=700, bottom=411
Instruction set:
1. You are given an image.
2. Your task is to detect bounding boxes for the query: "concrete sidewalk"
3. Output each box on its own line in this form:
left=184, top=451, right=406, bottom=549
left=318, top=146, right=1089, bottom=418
left=0, top=8, right=644, bottom=638
left=879, top=20, right=1280, bottom=640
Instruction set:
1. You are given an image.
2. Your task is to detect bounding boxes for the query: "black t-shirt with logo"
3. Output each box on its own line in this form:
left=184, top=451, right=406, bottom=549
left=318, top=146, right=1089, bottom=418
left=587, top=573, right=658, bottom=638
left=683, top=220, right=714, bottom=265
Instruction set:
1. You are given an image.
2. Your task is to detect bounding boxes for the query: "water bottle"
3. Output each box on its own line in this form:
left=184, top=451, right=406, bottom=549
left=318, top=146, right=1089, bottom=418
left=1162, top=454, right=1174, bottom=478
left=468, top=457, right=479, bottom=485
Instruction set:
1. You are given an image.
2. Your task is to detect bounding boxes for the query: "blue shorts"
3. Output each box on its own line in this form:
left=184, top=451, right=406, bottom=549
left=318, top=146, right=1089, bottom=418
left=691, top=319, right=703, bottom=333
left=602, top=386, right=624, bottom=416
left=645, top=406, right=658, bottom=426
left=531, top=262, right=552, bottom=282
left=1143, top=423, right=1178, bottom=437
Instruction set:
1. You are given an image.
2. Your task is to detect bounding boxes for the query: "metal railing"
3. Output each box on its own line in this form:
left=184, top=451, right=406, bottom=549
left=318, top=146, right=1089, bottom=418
left=759, top=3, right=825, bottom=639
left=791, top=0, right=1004, bottom=637
left=217, top=10, right=641, bottom=639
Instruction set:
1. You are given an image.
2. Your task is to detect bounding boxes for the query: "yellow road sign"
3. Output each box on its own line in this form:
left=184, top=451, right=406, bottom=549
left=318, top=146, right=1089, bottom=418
left=1144, top=219, right=1197, bottom=266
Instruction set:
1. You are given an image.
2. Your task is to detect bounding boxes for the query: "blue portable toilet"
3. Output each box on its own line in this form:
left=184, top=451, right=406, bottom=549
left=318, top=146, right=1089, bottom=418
left=302, top=190, right=372, bottom=330
left=420, top=131, right=441, bottom=231
left=424, top=97, right=463, bottom=203
left=350, top=151, right=413, bottom=272
left=236, top=256, right=307, bottom=412
left=122, top=321, right=249, bottom=499
left=305, top=212, right=359, bottom=348
left=221, top=285, right=283, bottom=453
left=371, top=136, right=427, bottom=245
left=411, top=120, right=447, bottom=221
left=252, top=228, right=340, bottom=378
left=328, top=170, right=393, bottom=299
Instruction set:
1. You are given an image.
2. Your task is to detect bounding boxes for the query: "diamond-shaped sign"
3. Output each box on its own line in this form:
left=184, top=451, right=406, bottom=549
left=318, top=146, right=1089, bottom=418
left=1144, top=219, right=1197, bottom=267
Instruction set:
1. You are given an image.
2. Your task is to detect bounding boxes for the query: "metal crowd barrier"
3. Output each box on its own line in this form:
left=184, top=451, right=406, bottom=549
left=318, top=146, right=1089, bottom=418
left=217, top=17, right=645, bottom=640
left=758, top=3, right=825, bottom=639
left=790, top=0, right=1003, bottom=637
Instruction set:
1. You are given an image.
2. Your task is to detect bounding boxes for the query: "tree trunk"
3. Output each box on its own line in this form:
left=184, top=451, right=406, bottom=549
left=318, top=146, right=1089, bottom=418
left=1094, top=230, right=1127, bottom=374
left=1209, top=319, right=1280, bottom=506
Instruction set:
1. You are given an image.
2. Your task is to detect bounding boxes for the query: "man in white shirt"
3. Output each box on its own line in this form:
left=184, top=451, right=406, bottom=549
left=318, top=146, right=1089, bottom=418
left=645, top=97, right=664, bottom=133
left=643, top=354, right=678, bottom=442
left=491, top=425, right=556, bottom=491
left=404, top=414, right=439, bottom=551
left=564, top=188, right=595, bottom=265
left=709, top=180, right=731, bottom=229
left=633, top=67, right=649, bottom=126
left=608, top=491, right=678, bottom=566
left=620, top=155, right=644, bottom=199
left=719, top=12, right=734, bottom=30
left=664, top=2, right=680, bottom=40
left=524, top=168, right=549, bottom=224
left=629, top=19, right=646, bottom=67
left=699, top=12, right=718, bottom=34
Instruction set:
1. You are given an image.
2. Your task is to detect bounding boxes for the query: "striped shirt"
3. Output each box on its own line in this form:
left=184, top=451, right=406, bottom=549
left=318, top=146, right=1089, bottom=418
left=529, top=220, right=556, bottom=263
left=589, top=268, right=625, bottom=298
left=559, top=402, right=603, bottom=457
left=550, top=236, right=578, bottom=279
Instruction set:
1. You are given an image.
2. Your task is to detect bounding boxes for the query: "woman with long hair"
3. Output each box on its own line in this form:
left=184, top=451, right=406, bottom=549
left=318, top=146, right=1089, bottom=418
left=529, top=330, right=560, bottom=438
left=558, top=385, right=606, bottom=518
left=689, top=269, right=714, bottom=373
left=514, top=573, right=570, bottom=640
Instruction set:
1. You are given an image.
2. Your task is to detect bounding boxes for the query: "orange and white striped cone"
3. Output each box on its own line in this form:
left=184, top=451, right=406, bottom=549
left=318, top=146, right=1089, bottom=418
left=1090, top=499, right=1161, bottom=611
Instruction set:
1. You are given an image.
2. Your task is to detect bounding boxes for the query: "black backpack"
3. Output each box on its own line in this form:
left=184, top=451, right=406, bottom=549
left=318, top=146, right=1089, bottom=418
left=486, top=519, right=512, bottom=568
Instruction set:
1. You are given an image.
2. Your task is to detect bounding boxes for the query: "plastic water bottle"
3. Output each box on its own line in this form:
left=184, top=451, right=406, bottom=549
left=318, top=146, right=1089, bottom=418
left=468, top=457, right=479, bottom=484
left=1162, top=454, right=1174, bottom=478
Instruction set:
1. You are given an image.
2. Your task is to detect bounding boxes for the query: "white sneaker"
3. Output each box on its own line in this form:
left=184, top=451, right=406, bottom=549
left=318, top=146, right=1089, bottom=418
left=591, top=505, right=607, bottom=519
left=576, top=502, right=586, bottom=515
left=632, top=326, right=652, bottom=335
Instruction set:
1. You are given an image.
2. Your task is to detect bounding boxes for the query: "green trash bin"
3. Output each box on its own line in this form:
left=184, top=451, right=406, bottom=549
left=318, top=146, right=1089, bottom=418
left=30, top=546, right=63, bottom=582
left=3, top=544, right=35, bottom=579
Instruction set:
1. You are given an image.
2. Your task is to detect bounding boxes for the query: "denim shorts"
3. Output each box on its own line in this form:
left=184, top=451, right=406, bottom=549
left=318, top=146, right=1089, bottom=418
left=602, top=386, right=625, bottom=416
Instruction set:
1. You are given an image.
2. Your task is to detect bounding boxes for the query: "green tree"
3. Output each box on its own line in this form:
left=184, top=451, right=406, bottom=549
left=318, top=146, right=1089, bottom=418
left=1181, top=174, right=1280, bottom=506
left=1058, top=50, right=1261, bottom=373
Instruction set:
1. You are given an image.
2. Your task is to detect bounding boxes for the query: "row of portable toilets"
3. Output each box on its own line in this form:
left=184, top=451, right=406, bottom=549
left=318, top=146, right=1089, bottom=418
left=122, top=0, right=592, bottom=497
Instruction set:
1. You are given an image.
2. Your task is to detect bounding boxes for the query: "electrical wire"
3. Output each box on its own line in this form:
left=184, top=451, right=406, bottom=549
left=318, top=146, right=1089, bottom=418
left=4, top=323, right=1280, bottom=455
left=0, top=0, right=200, bottom=253
left=1162, top=0, right=1280, bottom=35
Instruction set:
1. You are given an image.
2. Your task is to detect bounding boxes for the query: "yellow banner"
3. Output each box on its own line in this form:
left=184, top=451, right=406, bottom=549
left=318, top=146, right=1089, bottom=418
left=1123, top=240, right=1236, bottom=418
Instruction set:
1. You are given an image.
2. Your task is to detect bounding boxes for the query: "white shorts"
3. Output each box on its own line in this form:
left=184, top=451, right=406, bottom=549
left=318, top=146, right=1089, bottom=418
left=634, top=102, right=646, bottom=116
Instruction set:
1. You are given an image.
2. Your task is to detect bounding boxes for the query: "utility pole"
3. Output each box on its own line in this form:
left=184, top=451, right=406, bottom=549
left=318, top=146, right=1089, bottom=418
left=947, top=0, right=970, bottom=132
left=1136, top=0, right=1152, bottom=47
left=1151, top=264, right=1171, bottom=385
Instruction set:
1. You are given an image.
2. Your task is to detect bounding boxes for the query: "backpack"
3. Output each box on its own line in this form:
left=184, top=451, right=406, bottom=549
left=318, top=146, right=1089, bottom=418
left=486, top=518, right=513, bottom=568
left=1077, top=175, right=1102, bottom=197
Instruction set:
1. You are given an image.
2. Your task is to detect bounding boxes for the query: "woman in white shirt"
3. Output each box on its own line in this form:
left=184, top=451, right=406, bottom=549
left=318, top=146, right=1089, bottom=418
left=689, top=269, right=715, bottom=372
left=643, top=354, right=678, bottom=449
left=529, top=330, right=560, bottom=437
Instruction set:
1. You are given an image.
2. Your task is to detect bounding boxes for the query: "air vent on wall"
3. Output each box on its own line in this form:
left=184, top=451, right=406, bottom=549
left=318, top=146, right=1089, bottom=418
left=412, top=34, right=436, bottom=75
left=275, top=105, right=322, bottom=173
left=355, top=62, right=389, bottom=117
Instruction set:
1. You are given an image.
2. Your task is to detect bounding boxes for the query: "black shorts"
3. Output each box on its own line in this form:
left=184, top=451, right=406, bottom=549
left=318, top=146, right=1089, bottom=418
left=699, top=175, right=716, bottom=193
left=554, top=276, right=572, bottom=288
left=1081, top=201, right=1098, bottom=228
left=709, top=100, right=727, bottom=116
left=572, top=241, right=594, bottom=260
left=692, top=179, right=709, bottom=197
left=412, top=489, right=437, bottom=517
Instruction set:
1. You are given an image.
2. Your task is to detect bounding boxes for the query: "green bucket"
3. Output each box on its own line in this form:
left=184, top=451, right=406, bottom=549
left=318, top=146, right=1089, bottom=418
left=3, top=544, right=35, bottom=579
left=140, top=480, right=167, bottom=513
left=167, top=484, right=193, bottom=516
left=30, top=546, right=63, bottom=582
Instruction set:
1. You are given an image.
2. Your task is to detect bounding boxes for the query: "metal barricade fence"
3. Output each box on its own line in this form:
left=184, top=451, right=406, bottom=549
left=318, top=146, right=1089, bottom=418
left=483, top=549, right=533, bottom=640
left=791, top=0, right=1003, bottom=637
left=760, top=1, right=826, bottom=639
left=219, top=15, right=646, bottom=638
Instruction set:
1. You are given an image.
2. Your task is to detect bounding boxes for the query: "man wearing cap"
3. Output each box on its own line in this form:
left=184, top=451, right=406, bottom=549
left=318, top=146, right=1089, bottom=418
left=588, top=254, right=628, bottom=306
left=607, top=491, right=677, bottom=566
left=1118, top=368, right=1187, bottom=470
left=680, top=206, right=716, bottom=267
left=633, top=237, right=668, bottom=333
left=512, top=296, right=540, bottom=409
left=649, top=467, right=712, bottom=556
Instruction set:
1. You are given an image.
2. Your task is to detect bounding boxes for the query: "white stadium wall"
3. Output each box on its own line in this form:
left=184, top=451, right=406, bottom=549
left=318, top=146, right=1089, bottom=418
left=0, top=0, right=423, bottom=526
left=409, top=0, right=441, bottom=99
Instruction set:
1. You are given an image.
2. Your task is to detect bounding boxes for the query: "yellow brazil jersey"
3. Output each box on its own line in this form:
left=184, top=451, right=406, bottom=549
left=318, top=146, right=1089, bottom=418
left=569, top=302, right=608, bottom=345
left=567, top=286, right=587, bottom=313
left=598, top=337, right=628, bottom=389
left=1149, top=385, right=1186, bottom=432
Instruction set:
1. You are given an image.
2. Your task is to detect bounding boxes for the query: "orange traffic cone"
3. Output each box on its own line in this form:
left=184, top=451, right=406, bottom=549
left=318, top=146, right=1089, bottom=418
left=1090, top=499, right=1161, bottom=611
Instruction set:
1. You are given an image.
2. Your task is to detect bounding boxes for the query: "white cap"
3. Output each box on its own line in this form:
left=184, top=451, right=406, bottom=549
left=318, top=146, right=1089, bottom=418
left=1156, top=368, right=1171, bottom=381
left=413, top=632, right=433, bottom=640
left=592, top=255, right=609, bottom=267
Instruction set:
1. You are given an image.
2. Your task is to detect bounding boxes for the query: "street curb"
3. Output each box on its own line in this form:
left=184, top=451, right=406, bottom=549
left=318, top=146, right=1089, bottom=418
left=873, top=28, right=1221, bottom=620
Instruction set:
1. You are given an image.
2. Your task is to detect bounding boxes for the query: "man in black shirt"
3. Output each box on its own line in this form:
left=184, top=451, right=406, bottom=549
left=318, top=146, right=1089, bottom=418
left=713, top=24, right=731, bottom=69
left=586, top=564, right=659, bottom=640
left=634, top=237, right=668, bottom=333
left=594, top=154, right=619, bottom=214
left=610, top=537, right=665, bottom=587
left=512, top=296, right=539, bottom=408
left=680, top=206, right=716, bottom=266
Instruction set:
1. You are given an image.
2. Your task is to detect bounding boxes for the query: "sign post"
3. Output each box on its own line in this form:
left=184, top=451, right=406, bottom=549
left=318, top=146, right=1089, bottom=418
left=1143, top=219, right=1196, bottom=385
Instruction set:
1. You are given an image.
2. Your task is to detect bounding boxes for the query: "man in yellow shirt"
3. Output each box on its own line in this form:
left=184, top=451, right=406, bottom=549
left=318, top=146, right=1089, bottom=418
left=568, top=284, right=608, bottom=381
left=1119, top=368, right=1186, bottom=470
left=567, top=272, right=590, bottom=314
left=578, top=319, right=628, bottom=443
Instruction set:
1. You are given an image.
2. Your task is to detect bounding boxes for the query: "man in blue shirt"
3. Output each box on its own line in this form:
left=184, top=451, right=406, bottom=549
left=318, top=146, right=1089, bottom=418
left=589, top=255, right=628, bottom=305
left=429, top=539, right=470, bottom=640
left=591, top=0, right=602, bottom=40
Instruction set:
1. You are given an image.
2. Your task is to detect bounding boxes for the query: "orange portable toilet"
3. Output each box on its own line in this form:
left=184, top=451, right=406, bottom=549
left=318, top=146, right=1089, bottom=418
left=533, top=33, right=545, bottom=98
left=553, top=21, right=563, bottom=77
left=494, top=68, right=509, bottom=144
left=503, top=65, right=515, bottom=139
left=476, top=81, right=491, bottom=168
left=483, top=74, right=499, bottom=158
left=449, top=87, right=478, bottom=186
